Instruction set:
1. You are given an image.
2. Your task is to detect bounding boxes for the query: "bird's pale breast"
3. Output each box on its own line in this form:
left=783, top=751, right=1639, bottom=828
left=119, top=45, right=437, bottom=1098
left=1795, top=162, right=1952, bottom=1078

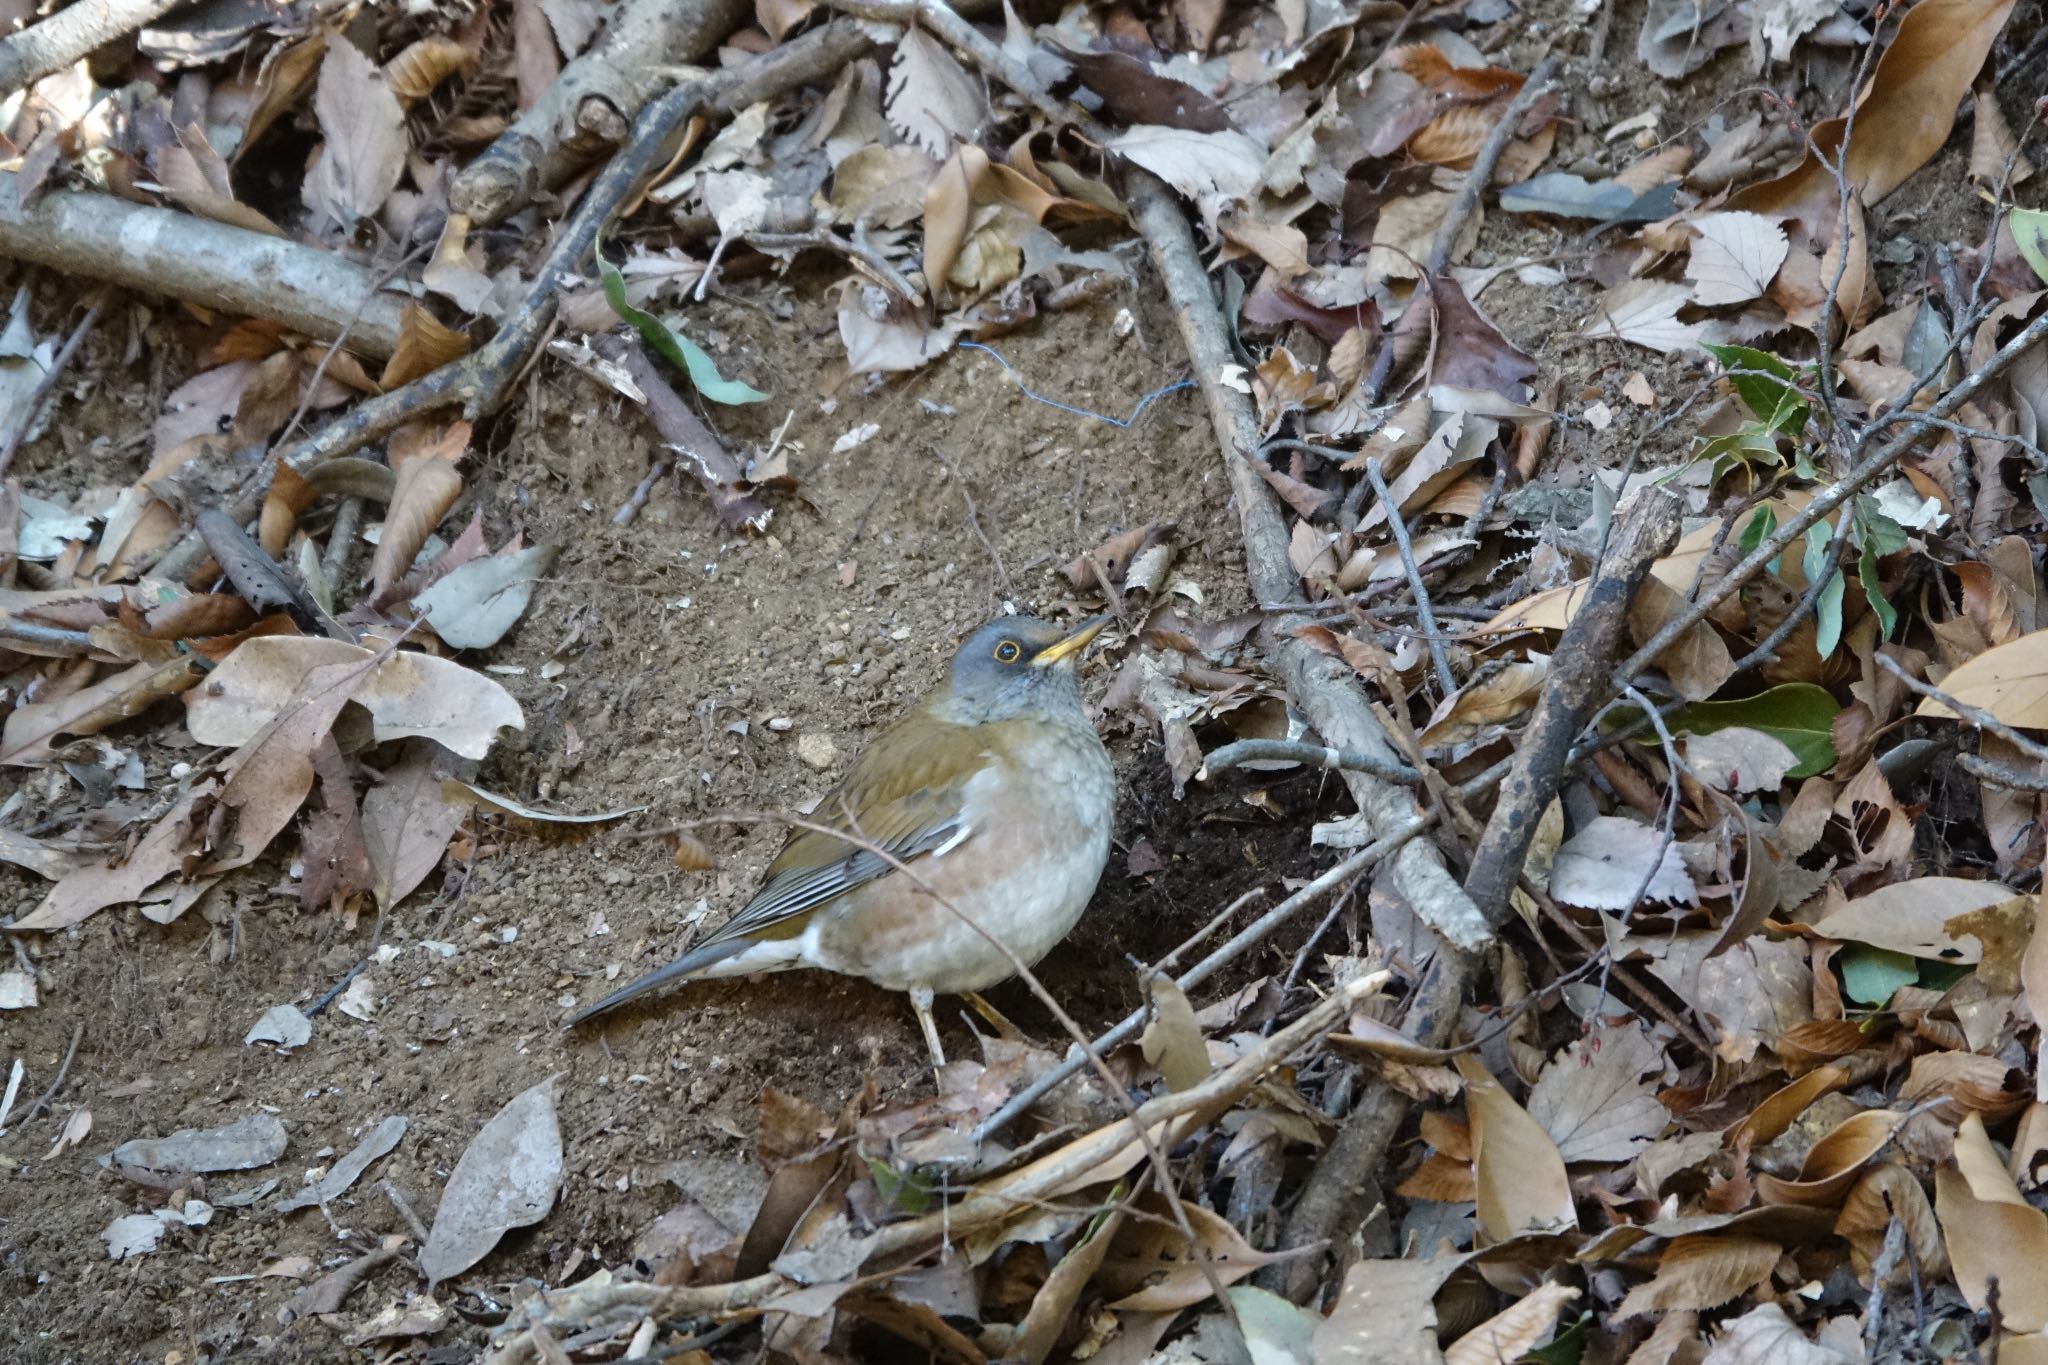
left=810, top=713, right=1114, bottom=994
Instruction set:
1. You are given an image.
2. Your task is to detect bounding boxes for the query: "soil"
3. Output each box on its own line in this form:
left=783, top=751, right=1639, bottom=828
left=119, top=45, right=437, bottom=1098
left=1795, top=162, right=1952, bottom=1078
left=0, top=0, right=2035, bottom=1358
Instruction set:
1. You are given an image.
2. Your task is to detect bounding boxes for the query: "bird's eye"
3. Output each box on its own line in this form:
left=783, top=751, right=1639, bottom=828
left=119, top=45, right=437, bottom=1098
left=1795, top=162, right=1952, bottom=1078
left=993, top=640, right=1022, bottom=663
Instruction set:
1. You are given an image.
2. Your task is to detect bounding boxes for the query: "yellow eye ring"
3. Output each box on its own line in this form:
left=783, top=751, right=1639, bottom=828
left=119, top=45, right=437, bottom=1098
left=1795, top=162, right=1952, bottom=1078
left=994, top=640, right=1022, bottom=663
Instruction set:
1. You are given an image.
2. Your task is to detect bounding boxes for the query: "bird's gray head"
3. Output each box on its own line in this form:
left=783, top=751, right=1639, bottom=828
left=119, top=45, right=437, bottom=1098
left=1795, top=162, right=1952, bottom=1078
left=936, top=615, right=1106, bottom=723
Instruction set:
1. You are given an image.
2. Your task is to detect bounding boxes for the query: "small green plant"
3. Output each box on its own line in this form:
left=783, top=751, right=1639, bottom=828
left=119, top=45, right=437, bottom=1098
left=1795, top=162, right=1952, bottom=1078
left=1698, top=342, right=1914, bottom=662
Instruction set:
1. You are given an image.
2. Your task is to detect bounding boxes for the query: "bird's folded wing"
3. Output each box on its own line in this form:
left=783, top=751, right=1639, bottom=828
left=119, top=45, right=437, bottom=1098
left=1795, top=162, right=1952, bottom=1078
left=703, top=719, right=995, bottom=945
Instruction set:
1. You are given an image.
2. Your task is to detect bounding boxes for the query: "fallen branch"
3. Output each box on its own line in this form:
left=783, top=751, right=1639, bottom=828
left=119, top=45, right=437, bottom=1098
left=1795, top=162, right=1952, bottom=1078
left=145, top=19, right=873, bottom=585
left=0, top=0, right=188, bottom=97
left=491, top=971, right=1391, bottom=1363
left=599, top=336, right=769, bottom=532
left=1466, top=488, right=1681, bottom=926
left=1266, top=489, right=1678, bottom=1302
left=0, top=184, right=408, bottom=356
left=1126, top=169, right=1488, bottom=954
left=1199, top=738, right=1424, bottom=784
left=451, top=0, right=750, bottom=225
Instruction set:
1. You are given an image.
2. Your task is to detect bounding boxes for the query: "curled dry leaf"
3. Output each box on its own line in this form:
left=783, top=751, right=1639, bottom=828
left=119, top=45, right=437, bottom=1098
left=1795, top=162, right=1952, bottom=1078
left=1754, top=1109, right=1900, bottom=1206
left=421, top=1077, right=564, bottom=1285
left=1935, top=1113, right=2048, bottom=1330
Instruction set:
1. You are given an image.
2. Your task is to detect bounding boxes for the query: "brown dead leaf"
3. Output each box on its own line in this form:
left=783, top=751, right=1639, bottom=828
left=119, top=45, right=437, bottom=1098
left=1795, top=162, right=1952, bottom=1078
left=359, top=740, right=466, bottom=910
left=1444, top=1282, right=1579, bottom=1365
left=386, top=35, right=476, bottom=108
left=1836, top=1162, right=1947, bottom=1286
left=0, top=657, right=208, bottom=767
left=1456, top=1053, right=1577, bottom=1240
left=1417, top=658, right=1546, bottom=748
left=1755, top=1109, right=1900, bottom=1206
left=1815, top=877, right=2017, bottom=963
left=1936, top=1113, right=2048, bottom=1330
left=1549, top=816, right=1697, bottom=910
left=379, top=306, right=470, bottom=389
left=886, top=28, right=986, bottom=159
left=1730, top=0, right=2020, bottom=230
left=1685, top=211, right=1789, bottom=307
left=1527, top=1022, right=1669, bottom=1162
left=1095, top=1192, right=1289, bottom=1311
left=1616, top=1235, right=1779, bottom=1318
left=1630, top=576, right=1735, bottom=702
left=370, top=459, right=463, bottom=598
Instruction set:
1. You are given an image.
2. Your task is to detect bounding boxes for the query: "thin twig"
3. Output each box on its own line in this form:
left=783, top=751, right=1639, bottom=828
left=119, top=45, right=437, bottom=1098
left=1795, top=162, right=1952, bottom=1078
left=1199, top=738, right=1423, bottom=784
left=22, top=1021, right=81, bottom=1124
left=380, top=1179, right=431, bottom=1244
left=612, top=458, right=674, bottom=526
left=1366, top=456, right=1455, bottom=693
left=0, top=291, right=103, bottom=481
left=1876, top=653, right=2048, bottom=765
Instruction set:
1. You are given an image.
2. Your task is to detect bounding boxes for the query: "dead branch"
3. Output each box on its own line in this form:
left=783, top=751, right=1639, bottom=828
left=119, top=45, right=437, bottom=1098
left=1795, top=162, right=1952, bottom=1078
left=1126, top=169, right=1489, bottom=955
left=0, top=184, right=408, bottom=356
left=451, top=0, right=750, bottom=225
left=1267, top=488, right=1679, bottom=1303
left=1466, top=488, right=1682, bottom=925
left=599, top=335, right=769, bottom=532
left=490, top=972, right=1390, bottom=1364
left=145, top=19, right=873, bottom=586
left=1199, top=738, right=1424, bottom=784
left=0, top=0, right=188, bottom=97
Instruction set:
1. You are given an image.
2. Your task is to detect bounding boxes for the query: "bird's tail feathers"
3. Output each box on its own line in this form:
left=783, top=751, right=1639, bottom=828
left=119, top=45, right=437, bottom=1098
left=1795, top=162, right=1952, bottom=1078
left=562, top=937, right=754, bottom=1028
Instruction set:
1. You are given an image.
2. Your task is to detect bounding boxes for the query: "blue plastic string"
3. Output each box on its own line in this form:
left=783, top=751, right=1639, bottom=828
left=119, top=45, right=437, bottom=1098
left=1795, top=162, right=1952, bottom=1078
left=955, top=340, right=1194, bottom=430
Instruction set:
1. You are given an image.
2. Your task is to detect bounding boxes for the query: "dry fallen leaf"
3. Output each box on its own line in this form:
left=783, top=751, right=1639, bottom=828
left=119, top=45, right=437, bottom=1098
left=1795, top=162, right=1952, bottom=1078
left=421, top=1077, right=564, bottom=1285
left=305, top=37, right=408, bottom=227
left=1549, top=816, right=1697, bottom=910
left=1457, top=1053, right=1578, bottom=1240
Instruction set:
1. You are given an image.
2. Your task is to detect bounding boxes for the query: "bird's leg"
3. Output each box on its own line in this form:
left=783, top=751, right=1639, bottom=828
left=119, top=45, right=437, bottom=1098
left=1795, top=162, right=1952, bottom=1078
left=910, top=985, right=947, bottom=1079
left=962, top=990, right=1023, bottom=1041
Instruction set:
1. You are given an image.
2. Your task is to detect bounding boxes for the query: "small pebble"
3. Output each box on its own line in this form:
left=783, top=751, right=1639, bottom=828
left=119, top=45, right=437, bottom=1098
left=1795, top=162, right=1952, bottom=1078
left=797, top=733, right=837, bottom=771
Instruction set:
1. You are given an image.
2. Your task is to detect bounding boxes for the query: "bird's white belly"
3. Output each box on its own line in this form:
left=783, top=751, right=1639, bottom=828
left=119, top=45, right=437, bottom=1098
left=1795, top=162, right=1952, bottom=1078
left=812, top=723, right=1115, bottom=994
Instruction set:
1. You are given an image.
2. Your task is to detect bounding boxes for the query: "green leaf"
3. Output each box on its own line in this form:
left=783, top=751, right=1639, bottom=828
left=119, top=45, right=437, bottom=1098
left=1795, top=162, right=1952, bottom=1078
left=1737, top=505, right=1777, bottom=555
left=1840, top=944, right=1920, bottom=1007
left=1814, top=567, right=1845, bottom=661
left=597, top=248, right=767, bottom=405
left=1859, top=547, right=1896, bottom=639
left=1668, top=682, right=1840, bottom=778
left=866, top=1155, right=935, bottom=1214
left=1527, top=1313, right=1591, bottom=1365
left=1801, top=522, right=1830, bottom=585
left=2013, top=208, right=2048, bottom=288
left=1702, top=342, right=1808, bottom=430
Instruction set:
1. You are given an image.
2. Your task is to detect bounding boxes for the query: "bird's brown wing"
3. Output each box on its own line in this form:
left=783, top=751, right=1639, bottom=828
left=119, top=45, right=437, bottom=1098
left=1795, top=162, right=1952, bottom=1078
left=702, top=712, right=995, bottom=946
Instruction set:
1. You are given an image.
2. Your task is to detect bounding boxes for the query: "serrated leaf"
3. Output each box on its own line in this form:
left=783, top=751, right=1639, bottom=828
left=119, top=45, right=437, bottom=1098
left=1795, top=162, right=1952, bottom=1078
left=598, top=248, right=766, bottom=405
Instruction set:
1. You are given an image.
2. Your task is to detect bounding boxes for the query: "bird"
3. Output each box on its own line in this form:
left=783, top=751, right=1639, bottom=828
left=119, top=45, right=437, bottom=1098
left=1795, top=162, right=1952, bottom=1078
left=565, top=613, right=1115, bottom=1070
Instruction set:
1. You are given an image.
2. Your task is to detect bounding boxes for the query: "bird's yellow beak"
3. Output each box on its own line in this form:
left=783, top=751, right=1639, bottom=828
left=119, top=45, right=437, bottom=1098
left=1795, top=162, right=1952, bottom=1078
left=1031, top=615, right=1108, bottom=668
